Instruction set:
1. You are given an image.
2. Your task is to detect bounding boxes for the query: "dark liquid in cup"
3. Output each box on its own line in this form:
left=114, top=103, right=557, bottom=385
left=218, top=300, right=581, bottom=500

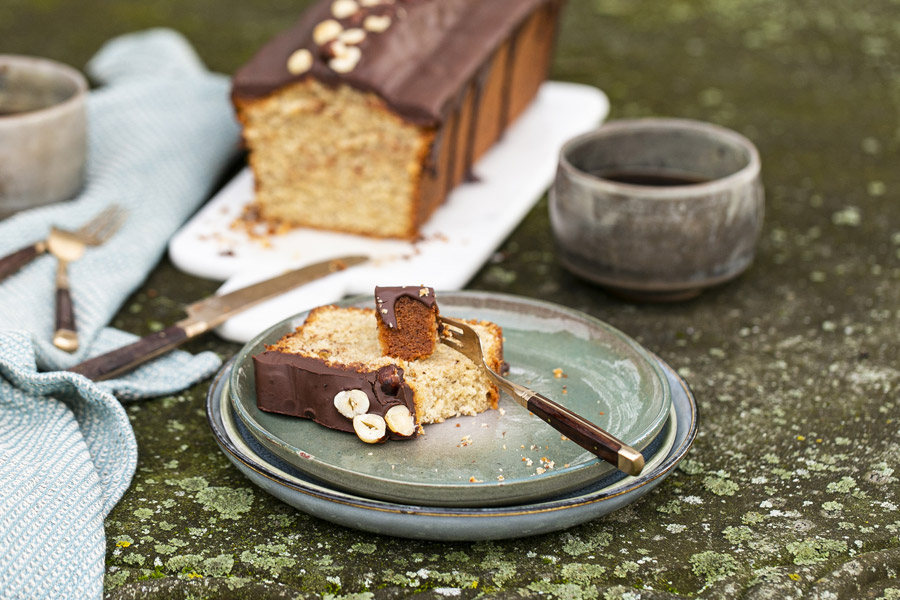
left=595, top=171, right=711, bottom=186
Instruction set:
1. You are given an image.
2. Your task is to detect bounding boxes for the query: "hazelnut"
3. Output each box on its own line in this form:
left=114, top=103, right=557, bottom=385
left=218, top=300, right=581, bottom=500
left=333, top=389, right=370, bottom=419
left=338, top=27, right=367, bottom=46
left=331, top=0, right=359, bottom=19
left=377, top=365, right=403, bottom=396
left=286, top=48, right=313, bottom=75
left=313, top=19, right=343, bottom=45
left=318, top=39, right=348, bottom=60
left=385, top=405, right=415, bottom=437
left=328, top=44, right=362, bottom=73
left=363, top=14, right=391, bottom=33
left=353, top=413, right=387, bottom=444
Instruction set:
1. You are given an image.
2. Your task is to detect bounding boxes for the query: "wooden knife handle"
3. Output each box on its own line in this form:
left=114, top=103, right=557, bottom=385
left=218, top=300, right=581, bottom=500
left=0, top=243, right=42, bottom=282
left=526, top=391, right=645, bottom=476
left=67, top=325, right=190, bottom=381
left=53, top=287, right=79, bottom=352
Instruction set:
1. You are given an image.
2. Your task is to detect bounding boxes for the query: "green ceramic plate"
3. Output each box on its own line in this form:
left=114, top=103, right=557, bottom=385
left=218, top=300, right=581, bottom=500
left=229, top=291, right=671, bottom=507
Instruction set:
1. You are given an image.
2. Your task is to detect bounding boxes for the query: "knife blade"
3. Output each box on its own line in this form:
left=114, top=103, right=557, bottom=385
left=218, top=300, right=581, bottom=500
left=67, top=255, right=368, bottom=381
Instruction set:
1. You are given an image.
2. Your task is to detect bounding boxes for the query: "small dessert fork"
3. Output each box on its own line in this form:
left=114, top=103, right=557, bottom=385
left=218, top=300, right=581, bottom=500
left=46, top=206, right=126, bottom=352
left=0, top=205, right=125, bottom=283
left=439, top=316, right=645, bottom=476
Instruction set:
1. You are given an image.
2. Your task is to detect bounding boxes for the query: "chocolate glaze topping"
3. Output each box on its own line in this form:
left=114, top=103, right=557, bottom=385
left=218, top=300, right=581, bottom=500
left=231, top=0, right=553, bottom=126
left=253, top=351, right=415, bottom=440
left=374, top=285, right=437, bottom=329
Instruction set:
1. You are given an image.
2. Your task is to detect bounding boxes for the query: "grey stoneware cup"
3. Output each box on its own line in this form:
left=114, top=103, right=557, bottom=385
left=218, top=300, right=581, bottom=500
left=549, top=118, right=764, bottom=301
left=0, top=55, right=88, bottom=219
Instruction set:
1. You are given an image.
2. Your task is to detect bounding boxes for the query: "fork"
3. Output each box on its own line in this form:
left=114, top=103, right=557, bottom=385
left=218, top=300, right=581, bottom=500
left=0, top=205, right=125, bottom=283
left=439, top=316, right=646, bottom=476
left=46, top=206, right=126, bottom=352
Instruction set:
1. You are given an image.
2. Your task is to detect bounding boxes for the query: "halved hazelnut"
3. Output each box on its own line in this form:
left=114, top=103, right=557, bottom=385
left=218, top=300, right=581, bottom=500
left=353, top=413, right=387, bottom=444
left=363, top=14, right=391, bottom=33
left=313, top=19, right=343, bottom=45
left=331, top=0, right=359, bottom=19
left=328, top=45, right=362, bottom=73
left=339, top=28, right=367, bottom=46
left=286, top=49, right=313, bottom=75
left=334, top=389, right=370, bottom=419
left=385, top=405, right=415, bottom=437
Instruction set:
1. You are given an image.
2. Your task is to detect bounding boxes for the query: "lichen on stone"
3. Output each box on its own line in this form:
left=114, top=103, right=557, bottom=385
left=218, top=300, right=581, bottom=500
left=689, top=551, right=739, bottom=584
left=785, top=537, right=848, bottom=565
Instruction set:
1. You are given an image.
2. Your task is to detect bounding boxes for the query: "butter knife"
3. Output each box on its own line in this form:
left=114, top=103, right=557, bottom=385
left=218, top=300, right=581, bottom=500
left=67, top=255, right=368, bottom=381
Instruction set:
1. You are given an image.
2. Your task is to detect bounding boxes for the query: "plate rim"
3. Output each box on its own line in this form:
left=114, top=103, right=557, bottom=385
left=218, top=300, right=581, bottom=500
left=208, top=353, right=698, bottom=518
left=228, top=290, right=672, bottom=505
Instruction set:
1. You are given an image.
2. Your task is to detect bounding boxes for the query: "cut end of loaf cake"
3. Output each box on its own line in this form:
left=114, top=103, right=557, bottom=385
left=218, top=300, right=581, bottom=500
left=235, top=80, right=433, bottom=239
left=253, top=303, right=504, bottom=442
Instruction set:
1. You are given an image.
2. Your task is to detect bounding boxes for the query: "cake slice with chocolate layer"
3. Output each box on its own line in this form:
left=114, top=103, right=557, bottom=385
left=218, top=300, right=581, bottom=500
left=253, top=301, right=503, bottom=443
left=375, top=285, right=440, bottom=361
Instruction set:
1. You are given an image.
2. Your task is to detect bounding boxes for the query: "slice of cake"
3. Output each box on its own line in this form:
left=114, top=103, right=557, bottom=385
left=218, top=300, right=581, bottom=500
left=375, top=285, right=439, bottom=361
left=231, top=0, right=565, bottom=239
left=253, top=303, right=503, bottom=443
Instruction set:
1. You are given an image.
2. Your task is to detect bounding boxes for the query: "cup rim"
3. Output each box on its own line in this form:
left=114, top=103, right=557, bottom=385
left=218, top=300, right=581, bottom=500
left=558, top=117, right=761, bottom=199
left=0, top=54, right=88, bottom=124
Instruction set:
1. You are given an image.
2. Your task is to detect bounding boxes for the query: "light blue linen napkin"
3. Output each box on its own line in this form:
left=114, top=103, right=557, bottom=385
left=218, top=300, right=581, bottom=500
left=0, top=29, right=240, bottom=599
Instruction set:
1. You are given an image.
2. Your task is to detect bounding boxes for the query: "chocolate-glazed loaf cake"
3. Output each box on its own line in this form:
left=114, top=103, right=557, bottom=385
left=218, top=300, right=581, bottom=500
left=232, top=0, right=564, bottom=239
left=253, top=303, right=504, bottom=443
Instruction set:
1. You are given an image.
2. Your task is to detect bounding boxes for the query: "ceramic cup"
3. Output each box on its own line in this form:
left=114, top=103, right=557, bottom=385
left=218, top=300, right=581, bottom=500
left=549, top=118, right=764, bottom=301
left=0, top=55, right=88, bottom=219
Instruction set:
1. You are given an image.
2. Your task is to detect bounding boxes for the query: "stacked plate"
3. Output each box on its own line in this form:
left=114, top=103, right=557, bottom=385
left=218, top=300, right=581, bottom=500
left=206, top=292, right=698, bottom=541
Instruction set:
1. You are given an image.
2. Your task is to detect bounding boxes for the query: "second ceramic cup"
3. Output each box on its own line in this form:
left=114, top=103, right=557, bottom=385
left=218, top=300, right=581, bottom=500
left=0, top=55, right=88, bottom=219
left=549, top=118, right=764, bottom=301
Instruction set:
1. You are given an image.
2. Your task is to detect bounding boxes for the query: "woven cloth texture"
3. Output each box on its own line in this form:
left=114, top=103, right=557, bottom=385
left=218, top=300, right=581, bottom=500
left=0, top=29, right=239, bottom=599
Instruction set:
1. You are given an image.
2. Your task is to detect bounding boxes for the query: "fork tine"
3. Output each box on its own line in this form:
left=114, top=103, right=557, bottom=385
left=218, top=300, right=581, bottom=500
left=82, top=206, right=126, bottom=245
left=76, top=205, right=119, bottom=238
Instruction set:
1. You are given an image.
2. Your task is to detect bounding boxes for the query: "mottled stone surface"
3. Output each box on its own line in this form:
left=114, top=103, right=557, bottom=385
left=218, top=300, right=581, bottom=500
left=5, top=0, right=900, bottom=597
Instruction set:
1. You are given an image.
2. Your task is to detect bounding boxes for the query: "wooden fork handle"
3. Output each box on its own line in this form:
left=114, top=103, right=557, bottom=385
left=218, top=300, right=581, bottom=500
left=522, top=389, right=645, bottom=476
left=53, top=287, right=79, bottom=353
left=0, top=242, right=45, bottom=282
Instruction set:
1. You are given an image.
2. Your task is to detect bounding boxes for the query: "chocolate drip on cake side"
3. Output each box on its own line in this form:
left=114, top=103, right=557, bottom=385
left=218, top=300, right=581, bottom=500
left=498, top=22, right=524, bottom=134
left=375, top=286, right=437, bottom=329
left=462, top=63, right=492, bottom=183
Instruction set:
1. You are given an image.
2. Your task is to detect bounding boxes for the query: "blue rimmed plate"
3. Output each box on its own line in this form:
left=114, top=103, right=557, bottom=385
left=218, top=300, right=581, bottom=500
left=228, top=292, right=671, bottom=507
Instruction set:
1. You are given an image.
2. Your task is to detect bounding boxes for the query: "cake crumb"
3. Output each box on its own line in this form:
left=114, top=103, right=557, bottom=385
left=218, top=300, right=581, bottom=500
left=499, top=407, right=506, bottom=416
left=459, top=435, right=472, bottom=447
left=497, top=475, right=505, bottom=482
left=553, top=368, right=567, bottom=379
left=535, top=467, right=546, bottom=475
left=469, top=476, right=483, bottom=483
